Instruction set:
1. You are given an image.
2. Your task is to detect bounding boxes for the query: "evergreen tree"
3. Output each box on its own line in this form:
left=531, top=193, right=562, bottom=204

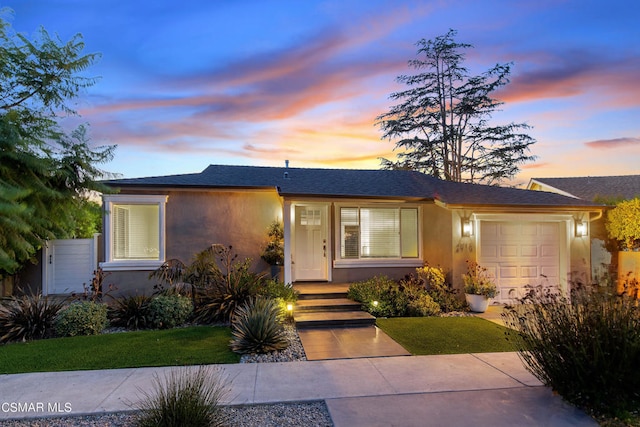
left=377, top=29, right=536, bottom=184
left=0, top=12, right=114, bottom=275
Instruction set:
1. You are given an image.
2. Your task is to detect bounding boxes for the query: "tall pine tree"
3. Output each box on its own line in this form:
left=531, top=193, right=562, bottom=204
left=377, top=29, right=536, bottom=185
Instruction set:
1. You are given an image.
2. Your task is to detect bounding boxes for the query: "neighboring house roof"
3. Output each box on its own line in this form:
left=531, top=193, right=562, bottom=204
left=528, top=175, right=640, bottom=201
left=104, top=164, right=602, bottom=209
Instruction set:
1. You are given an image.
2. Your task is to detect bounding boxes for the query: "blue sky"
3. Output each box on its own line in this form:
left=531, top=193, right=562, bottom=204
left=6, top=0, right=640, bottom=185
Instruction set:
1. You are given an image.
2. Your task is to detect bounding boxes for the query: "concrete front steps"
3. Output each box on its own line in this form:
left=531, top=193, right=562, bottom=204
left=293, top=283, right=376, bottom=328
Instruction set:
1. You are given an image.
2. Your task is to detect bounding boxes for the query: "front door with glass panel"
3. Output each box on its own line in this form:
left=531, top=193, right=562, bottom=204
left=294, top=204, right=328, bottom=281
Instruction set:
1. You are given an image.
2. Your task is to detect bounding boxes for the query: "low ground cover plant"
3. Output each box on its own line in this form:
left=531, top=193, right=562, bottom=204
left=0, top=326, right=239, bottom=374
left=502, top=283, right=640, bottom=418
left=377, top=317, right=513, bottom=354
left=133, top=365, right=230, bottom=427
left=54, top=301, right=108, bottom=337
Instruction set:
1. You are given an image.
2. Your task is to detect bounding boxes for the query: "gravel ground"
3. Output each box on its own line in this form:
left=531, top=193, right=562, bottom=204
left=2, top=324, right=334, bottom=426
left=2, top=402, right=333, bottom=427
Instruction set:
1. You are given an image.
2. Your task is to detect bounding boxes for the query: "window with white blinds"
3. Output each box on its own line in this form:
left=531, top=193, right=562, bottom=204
left=113, top=204, right=160, bottom=260
left=102, top=194, right=167, bottom=270
left=340, top=207, right=419, bottom=259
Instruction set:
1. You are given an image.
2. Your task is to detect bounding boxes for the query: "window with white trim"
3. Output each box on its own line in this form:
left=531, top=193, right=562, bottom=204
left=102, top=195, right=168, bottom=270
left=339, top=206, right=419, bottom=260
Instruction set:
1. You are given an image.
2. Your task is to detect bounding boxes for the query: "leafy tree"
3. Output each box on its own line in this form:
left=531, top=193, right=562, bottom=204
left=377, top=29, right=536, bottom=185
left=0, top=11, right=114, bottom=276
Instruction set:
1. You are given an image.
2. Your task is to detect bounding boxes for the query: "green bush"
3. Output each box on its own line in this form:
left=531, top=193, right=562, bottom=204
left=134, top=366, right=230, bottom=427
left=407, top=294, right=441, bottom=317
left=258, top=279, right=299, bottom=317
left=349, top=275, right=446, bottom=318
left=503, top=286, right=640, bottom=417
left=417, top=265, right=466, bottom=312
left=54, top=301, right=108, bottom=337
left=148, top=295, right=193, bottom=329
left=0, top=293, right=66, bottom=343
left=108, top=294, right=152, bottom=330
left=348, top=275, right=403, bottom=317
left=229, top=297, right=289, bottom=354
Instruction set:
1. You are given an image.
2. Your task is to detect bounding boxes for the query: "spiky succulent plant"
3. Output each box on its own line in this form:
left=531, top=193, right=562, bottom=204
left=229, top=297, right=288, bottom=354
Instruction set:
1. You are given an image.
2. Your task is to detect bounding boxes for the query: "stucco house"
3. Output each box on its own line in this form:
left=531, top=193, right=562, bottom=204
left=101, top=164, right=604, bottom=303
left=528, top=174, right=640, bottom=285
left=528, top=175, right=640, bottom=202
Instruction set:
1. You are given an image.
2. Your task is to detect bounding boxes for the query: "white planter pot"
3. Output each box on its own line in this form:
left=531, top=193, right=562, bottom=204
left=465, top=293, right=490, bottom=313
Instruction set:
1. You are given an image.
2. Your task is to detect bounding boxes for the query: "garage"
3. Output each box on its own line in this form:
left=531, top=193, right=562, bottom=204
left=478, top=221, right=562, bottom=303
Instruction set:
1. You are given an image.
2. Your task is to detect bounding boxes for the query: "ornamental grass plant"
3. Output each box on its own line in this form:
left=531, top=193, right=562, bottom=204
left=0, top=292, right=66, bottom=343
left=133, top=365, right=230, bottom=427
left=502, top=282, right=640, bottom=417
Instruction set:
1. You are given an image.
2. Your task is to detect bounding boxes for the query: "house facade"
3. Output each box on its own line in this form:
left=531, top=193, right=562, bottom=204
left=101, top=164, right=604, bottom=303
left=527, top=174, right=639, bottom=285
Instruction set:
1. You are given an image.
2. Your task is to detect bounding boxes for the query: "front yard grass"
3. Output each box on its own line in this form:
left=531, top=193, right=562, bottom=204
left=0, top=326, right=239, bottom=374
left=376, top=316, right=514, bottom=355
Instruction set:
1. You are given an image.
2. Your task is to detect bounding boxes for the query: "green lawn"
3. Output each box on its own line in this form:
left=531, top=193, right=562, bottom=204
left=377, top=316, right=515, bottom=355
left=0, top=326, right=240, bottom=374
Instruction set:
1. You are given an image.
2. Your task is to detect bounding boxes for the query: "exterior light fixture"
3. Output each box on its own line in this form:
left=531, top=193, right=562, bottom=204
left=461, top=219, right=474, bottom=237
left=286, top=303, right=294, bottom=319
left=372, top=300, right=379, bottom=307
left=575, top=220, right=587, bottom=237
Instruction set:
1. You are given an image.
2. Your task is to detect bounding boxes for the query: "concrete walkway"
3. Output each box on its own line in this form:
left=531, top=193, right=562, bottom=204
left=0, top=352, right=597, bottom=426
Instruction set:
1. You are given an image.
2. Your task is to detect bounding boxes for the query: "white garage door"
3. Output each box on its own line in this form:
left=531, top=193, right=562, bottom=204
left=479, top=221, right=560, bottom=303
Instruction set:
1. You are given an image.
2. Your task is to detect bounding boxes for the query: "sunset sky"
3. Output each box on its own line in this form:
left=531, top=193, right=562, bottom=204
left=8, top=0, right=640, bottom=186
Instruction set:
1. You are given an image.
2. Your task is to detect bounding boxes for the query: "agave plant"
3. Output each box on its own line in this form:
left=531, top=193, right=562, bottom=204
left=0, top=292, right=66, bottom=343
left=229, top=297, right=289, bottom=354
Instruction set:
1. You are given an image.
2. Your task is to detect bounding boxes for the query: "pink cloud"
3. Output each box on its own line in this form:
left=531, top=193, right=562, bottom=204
left=585, top=137, right=640, bottom=149
left=497, top=52, right=640, bottom=106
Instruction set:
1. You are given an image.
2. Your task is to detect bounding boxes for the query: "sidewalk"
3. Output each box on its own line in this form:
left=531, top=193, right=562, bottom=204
left=0, top=352, right=597, bottom=426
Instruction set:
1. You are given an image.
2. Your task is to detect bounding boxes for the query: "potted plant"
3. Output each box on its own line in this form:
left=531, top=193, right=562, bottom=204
left=606, top=198, right=640, bottom=293
left=462, top=261, right=497, bottom=312
left=261, top=221, right=284, bottom=279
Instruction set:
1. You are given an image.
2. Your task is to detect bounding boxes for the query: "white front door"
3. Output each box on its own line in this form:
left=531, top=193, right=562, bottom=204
left=294, top=204, right=329, bottom=281
left=479, top=221, right=561, bottom=303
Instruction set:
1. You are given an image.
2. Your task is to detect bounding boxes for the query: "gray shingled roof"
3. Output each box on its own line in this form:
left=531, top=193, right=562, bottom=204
left=531, top=175, right=640, bottom=201
left=104, top=164, right=601, bottom=208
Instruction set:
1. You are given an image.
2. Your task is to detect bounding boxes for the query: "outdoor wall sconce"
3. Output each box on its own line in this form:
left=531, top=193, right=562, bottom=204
left=575, top=220, right=587, bottom=237
left=461, top=218, right=474, bottom=237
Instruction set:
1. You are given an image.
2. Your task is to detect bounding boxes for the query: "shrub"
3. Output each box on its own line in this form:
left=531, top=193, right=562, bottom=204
left=54, top=301, right=108, bottom=337
left=418, top=265, right=466, bottom=312
left=108, top=294, right=152, bottom=330
left=258, top=278, right=299, bottom=317
left=606, top=197, right=640, bottom=250
left=133, top=365, right=230, bottom=427
left=502, top=285, right=640, bottom=417
left=229, top=297, right=289, bottom=354
left=148, top=295, right=193, bottom=329
left=348, top=275, right=407, bottom=317
left=0, top=292, right=66, bottom=343
left=407, top=294, right=441, bottom=317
